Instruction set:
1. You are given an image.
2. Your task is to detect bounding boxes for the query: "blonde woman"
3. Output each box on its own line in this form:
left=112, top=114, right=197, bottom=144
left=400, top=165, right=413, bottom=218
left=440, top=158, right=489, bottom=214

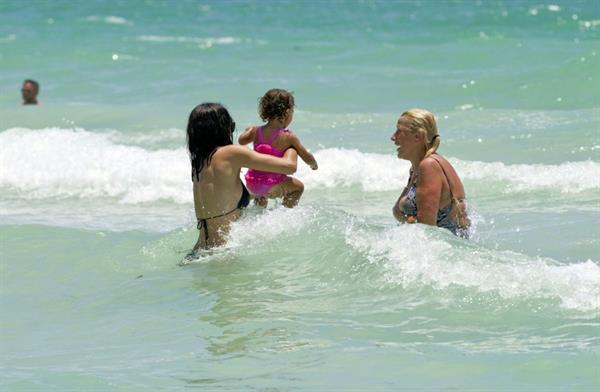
left=391, top=108, right=470, bottom=238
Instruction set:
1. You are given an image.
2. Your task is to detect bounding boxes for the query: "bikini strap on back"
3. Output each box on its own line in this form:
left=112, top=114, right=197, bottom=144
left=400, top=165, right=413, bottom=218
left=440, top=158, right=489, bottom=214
left=429, top=155, right=470, bottom=230
left=265, top=128, right=284, bottom=145
left=257, top=127, right=264, bottom=145
left=429, top=155, right=456, bottom=199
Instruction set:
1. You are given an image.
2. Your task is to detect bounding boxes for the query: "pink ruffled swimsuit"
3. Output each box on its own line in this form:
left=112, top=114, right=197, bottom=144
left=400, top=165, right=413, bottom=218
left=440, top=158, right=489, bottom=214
left=245, top=127, right=288, bottom=197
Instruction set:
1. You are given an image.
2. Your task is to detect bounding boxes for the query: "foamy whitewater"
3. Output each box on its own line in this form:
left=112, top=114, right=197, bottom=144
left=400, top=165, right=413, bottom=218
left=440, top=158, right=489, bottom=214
left=1, top=1, right=599, bottom=390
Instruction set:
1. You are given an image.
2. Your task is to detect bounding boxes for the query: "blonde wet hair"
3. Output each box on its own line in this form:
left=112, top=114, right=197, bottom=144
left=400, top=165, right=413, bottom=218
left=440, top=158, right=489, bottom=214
left=401, top=108, right=440, bottom=158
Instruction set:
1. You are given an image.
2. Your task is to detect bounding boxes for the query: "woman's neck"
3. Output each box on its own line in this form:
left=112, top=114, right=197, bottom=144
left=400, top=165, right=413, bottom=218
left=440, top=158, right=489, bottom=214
left=409, top=149, right=426, bottom=171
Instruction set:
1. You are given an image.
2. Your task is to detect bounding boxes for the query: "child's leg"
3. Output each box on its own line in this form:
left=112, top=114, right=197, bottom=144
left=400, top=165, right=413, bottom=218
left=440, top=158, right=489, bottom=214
left=268, top=177, right=304, bottom=208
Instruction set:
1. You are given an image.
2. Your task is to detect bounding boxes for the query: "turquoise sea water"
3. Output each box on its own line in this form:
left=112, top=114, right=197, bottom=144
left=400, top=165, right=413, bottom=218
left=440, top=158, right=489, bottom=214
left=1, top=1, right=599, bottom=390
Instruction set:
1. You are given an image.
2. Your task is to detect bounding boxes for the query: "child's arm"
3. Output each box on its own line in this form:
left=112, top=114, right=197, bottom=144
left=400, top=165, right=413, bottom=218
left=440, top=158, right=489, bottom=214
left=238, top=126, right=256, bottom=145
left=287, top=132, right=318, bottom=170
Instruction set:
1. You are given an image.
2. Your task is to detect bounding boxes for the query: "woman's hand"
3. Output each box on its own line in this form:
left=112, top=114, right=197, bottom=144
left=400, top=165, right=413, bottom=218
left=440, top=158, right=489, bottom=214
left=405, top=215, right=417, bottom=224
left=393, top=199, right=417, bottom=224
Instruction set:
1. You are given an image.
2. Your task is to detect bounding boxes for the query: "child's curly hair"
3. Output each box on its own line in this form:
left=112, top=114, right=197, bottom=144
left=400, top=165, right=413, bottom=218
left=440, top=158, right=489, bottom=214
left=258, top=88, right=295, bottom=121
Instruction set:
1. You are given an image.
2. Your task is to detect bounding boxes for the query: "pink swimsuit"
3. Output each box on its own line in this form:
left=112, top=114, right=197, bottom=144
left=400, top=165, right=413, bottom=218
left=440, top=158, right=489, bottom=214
left=245, top=127, right=288, bottom=197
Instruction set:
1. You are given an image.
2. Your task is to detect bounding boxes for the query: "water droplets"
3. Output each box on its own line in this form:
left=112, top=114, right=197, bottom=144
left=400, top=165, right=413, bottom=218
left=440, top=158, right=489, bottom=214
left=461, top=80, right=476, bottom=89
left=579, top=20, right=600, bottom=30
left=510, top=134, right=533, bottom=140
left=0, top=34, right=17, bottom=43
left=547, top=5, right=561, bottom=12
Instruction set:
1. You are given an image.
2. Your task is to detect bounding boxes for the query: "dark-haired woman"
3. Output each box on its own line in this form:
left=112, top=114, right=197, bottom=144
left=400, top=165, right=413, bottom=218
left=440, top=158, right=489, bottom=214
left=187, top=103, right=298, bottom=250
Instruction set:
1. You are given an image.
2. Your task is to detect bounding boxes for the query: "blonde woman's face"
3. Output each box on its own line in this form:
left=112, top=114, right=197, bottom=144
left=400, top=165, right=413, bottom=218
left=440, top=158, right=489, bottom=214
left=391, top=117, right=422, bottom=159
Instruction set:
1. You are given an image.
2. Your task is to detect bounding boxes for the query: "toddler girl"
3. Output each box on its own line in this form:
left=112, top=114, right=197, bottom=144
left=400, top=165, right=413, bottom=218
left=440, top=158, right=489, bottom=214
left=238, top=88, right=318, bottom=207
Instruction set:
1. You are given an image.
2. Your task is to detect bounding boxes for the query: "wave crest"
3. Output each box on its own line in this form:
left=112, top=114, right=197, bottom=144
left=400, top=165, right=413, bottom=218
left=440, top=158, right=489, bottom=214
left=346, top=224, right=600, bottom=312
left=1, top=128, right=598, bottom=204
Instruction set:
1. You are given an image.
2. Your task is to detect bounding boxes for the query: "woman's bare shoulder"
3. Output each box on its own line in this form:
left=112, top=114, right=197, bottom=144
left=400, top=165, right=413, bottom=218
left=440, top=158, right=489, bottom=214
left=419, top=156, right=443, bottom=172
left=215, top=144, right=249, bottom=155
left=212, top=144, right=252, bottom=166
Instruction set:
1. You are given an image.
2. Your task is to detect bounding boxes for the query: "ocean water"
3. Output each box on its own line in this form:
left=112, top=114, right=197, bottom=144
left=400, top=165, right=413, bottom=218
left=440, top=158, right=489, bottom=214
left=1, top=0, right=599, bottom=390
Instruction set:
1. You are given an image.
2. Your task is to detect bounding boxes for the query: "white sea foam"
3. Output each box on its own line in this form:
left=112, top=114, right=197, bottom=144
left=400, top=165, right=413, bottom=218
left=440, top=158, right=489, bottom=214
left=1, top=129, right=598, bottom=205
left=85, top=15, right=133, bottom=26
left=346, top=224, right=600, bottom=312
left=104, top=128, right=184, bottom=148
left=179, top=205, right=318, bottom=263
left=137, top=35, right=239, bottom=47
left=0, top=127, right=190, bottom=204
left=302, top=148, right=600, bottom=194
left=227, top=206, right=318, bottom=248
left=299, top=148, right=406, bottom=192
left=453, top=159, right=600, bottom=193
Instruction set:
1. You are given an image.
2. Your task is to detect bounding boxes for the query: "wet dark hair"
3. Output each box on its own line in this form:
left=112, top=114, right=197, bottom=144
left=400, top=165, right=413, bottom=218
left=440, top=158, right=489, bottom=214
left=23, top=79, right=39, bottom=91
left=186, top=102, right=235, bottom=180
left=258, top=88, right=294, bottom=121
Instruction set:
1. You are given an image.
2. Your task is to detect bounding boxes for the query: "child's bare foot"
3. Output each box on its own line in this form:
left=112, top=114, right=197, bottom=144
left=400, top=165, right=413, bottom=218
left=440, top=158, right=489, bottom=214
left=254, top=196, right=268, bottom=208
left=269, top=177, right=304, bottom=208
left=283, top=190, right=302, bottom=208
left=281, top=178, right=304, bottom=208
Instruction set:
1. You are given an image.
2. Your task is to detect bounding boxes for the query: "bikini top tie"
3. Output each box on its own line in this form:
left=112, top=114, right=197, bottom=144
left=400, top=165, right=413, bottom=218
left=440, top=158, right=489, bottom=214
left=254, top=127, right=286, bottom=157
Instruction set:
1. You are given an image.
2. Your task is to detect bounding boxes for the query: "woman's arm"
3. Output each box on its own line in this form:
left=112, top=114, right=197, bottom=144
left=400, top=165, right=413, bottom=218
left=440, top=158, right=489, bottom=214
left=288, top=133, right=318, bottom=170
left=238, top=126, right=256, bottom=145
left=230, top=145, right=297, bottom=174
left=415, top=159, right=443, bottom=226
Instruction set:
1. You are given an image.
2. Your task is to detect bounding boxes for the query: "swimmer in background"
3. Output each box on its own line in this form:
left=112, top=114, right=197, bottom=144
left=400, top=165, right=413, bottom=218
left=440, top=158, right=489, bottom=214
left=238, top=88, right=318, bottom=208
left=21, top=79, right=39, bottom=105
